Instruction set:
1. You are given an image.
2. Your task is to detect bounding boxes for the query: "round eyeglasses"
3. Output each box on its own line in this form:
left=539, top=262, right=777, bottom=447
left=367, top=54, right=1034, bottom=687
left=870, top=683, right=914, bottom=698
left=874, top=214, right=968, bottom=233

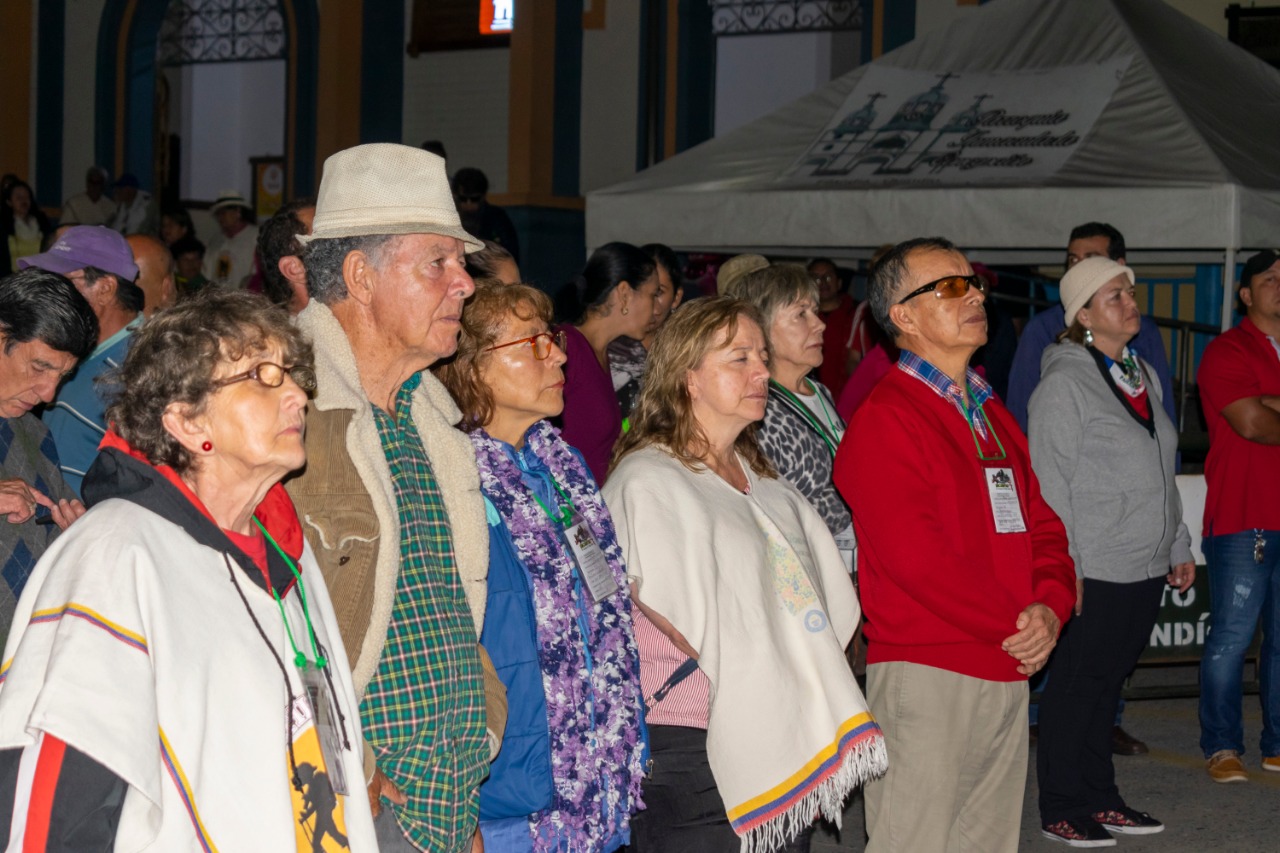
left=896, top=274, right=987, bottom=305
left=212, top=362, right=317, bottom=393
left=485, top=331, right=567, bottom=361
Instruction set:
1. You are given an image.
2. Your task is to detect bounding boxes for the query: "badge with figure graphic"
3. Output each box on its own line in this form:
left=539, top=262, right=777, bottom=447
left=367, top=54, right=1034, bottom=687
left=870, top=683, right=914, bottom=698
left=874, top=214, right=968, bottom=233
left=984, top=467, right=1026, bottom=534
left=562, top=512, right=619, bottom=603
left=289, top=688, right=350, bottom=852
left=300, top=667, right=349, bottom=796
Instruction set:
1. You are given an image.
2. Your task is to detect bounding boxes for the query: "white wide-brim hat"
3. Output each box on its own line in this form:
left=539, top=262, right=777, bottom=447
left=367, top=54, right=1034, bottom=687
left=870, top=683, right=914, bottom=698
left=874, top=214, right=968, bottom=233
left=1060, top=256, right=1135, bottom=325
left=210, top=189, right=250, bottom=213
left=299, top=143, right=483, bottom=252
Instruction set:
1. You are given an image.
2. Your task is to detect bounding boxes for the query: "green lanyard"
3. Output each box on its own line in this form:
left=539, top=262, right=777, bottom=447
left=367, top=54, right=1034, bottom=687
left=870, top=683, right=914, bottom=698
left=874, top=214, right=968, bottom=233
left=770, top=379, right=842, bottom=457
left=254, top=519, right=328, bottom=670
left=530, top=477, right=578, bottom=528
left=960, top=396, right=1007, bottom=462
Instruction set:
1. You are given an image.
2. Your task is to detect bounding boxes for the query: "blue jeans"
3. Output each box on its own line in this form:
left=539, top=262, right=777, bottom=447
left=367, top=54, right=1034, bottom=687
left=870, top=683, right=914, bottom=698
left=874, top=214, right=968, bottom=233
left=1199, top=529, right=1280, bottom=758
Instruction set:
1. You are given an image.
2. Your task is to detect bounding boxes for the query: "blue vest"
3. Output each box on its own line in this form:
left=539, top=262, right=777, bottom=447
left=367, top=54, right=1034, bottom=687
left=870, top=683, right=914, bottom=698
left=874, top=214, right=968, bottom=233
left=478, top=504, right=555, bottom=820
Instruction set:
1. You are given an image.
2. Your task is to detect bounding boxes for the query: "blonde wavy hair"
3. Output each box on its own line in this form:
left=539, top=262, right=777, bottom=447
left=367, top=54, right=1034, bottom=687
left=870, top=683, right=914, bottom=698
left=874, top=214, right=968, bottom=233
left=611, top=296, right=775, bottom=479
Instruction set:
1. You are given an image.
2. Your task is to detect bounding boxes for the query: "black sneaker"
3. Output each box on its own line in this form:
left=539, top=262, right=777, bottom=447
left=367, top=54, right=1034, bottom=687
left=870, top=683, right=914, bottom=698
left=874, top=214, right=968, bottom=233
left=1041, top=818, right=1117, bottom=847
left=1092, top=807, right=1164, bottom=835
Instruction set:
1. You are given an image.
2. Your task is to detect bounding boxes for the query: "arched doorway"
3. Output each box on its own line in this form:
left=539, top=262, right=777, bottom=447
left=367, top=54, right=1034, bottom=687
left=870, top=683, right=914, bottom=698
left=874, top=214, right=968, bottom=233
left=95, top=0, right=318, bottom=201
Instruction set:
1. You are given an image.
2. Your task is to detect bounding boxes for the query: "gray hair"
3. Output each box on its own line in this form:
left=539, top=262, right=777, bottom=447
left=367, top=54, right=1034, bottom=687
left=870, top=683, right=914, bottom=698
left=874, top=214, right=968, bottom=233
left=302, top=234, right=401, bottom=304
left=730, top=263, right=820, bottom=331
left=107, top=289, right=312, bottom=475
left=868, top=236, right=958, bottom=339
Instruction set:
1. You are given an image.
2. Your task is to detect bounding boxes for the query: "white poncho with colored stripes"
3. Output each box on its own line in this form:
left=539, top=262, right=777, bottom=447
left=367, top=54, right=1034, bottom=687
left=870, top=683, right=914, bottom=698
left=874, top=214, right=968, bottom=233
left=606, top=446, right=888, bottom=853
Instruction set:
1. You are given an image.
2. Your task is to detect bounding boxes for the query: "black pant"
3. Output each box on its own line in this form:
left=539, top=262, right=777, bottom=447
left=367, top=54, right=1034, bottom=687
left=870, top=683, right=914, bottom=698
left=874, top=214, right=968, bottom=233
left=631, top=725, right=813, bottom=853
left=1037, top=577, right=1164, bottom=824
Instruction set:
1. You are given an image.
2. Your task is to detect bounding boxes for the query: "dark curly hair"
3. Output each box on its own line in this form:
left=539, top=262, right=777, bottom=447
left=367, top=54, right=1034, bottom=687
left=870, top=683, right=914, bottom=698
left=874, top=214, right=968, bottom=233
left=258, top=197, right=316, bottom=308
left=435, top=281, right=553, bottom=432
left=106, top=289, right=312, bottom=474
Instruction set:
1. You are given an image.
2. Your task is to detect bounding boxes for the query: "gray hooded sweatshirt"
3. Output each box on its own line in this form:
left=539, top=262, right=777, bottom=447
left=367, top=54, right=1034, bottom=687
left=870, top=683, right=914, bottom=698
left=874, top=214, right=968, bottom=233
left=1028, top=341, right=1193, bottom=582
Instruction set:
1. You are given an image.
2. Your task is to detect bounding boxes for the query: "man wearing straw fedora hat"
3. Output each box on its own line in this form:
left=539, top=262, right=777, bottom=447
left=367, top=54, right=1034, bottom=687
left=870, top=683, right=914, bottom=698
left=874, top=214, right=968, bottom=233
left=288, top=143, right=506, bottom=853
left=202, top=189, right=258, bottom=288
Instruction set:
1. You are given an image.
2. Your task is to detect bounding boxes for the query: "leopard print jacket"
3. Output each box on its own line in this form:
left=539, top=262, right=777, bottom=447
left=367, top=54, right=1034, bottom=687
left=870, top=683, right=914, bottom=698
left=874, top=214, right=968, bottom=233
left=758, top=381, right=852, bottom=537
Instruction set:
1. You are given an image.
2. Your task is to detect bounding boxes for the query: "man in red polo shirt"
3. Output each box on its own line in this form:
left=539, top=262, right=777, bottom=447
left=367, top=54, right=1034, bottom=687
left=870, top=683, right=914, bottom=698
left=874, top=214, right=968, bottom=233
left=809, top=257, right=857, bottom=398
left=1197, top=249, right=1280, bottom=784
left=834, top=237, right=1075, bottom=852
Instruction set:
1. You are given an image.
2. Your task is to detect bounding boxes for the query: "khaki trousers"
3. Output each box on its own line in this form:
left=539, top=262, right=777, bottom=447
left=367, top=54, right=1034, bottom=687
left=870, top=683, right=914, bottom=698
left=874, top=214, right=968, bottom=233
left=864, top=662, right=1028, bottom=853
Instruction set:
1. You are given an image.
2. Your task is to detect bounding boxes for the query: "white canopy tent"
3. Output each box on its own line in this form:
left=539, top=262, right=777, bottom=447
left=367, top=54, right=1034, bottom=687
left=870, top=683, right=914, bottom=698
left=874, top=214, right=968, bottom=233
left=586, top=0, right=1280, bottom=329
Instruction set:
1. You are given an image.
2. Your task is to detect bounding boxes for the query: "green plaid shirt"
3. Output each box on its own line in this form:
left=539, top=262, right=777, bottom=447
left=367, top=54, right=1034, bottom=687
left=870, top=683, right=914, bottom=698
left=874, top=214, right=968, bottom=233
left=361, top=373, right=487, bottom=852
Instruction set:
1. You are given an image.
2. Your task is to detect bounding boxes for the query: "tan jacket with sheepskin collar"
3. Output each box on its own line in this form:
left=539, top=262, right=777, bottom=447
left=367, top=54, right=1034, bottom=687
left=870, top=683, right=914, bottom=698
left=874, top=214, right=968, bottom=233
left=286, top=300, right=489, bottom=698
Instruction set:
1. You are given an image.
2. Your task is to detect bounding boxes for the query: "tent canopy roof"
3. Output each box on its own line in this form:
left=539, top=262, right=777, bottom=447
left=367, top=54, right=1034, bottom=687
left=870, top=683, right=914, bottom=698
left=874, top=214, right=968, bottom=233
left=587, top=0, right=1280, bottom=256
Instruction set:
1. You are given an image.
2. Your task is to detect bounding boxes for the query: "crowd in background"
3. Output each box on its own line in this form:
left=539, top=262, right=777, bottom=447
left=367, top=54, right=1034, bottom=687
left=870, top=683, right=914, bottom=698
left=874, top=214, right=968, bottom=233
left=0, top=141, right=1278, bottom=853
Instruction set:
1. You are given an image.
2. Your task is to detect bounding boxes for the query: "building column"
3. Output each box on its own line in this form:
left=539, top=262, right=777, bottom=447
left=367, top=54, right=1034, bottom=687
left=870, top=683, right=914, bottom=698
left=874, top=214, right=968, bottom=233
left=315, top=0, right=363, bottom=182
left=502, top=0, right=586, bottom=289
left=863, top=0, right=916, bottom=60
left=0, top=1, right=34, bottom=189
left=359, top=1, right=405, bottom=146
left=639, top=0, right=713, bottom=167
left=35, top=2, right=65, bottom=208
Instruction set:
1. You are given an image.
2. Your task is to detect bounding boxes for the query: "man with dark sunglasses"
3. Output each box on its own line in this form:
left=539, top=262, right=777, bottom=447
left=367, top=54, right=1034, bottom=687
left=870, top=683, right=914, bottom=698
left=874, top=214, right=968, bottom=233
left=834, top=237, right=1075, bottom=853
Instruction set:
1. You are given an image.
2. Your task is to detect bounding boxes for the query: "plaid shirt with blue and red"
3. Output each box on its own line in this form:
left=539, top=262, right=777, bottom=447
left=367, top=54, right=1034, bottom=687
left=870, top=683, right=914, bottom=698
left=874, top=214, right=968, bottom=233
left=896, top=350, right=993, bottom=439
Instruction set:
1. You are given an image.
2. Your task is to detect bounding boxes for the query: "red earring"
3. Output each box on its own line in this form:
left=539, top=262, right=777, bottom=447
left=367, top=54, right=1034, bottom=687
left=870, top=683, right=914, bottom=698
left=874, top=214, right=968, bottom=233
left=201, top=441, right=213, bottom=452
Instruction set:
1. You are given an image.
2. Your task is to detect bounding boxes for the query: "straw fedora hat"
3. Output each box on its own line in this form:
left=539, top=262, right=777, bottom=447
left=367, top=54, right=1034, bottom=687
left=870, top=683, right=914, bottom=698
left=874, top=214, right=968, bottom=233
left=299, top=143, right=482, bottom=251
left=716, top=253, right=769, bottom=296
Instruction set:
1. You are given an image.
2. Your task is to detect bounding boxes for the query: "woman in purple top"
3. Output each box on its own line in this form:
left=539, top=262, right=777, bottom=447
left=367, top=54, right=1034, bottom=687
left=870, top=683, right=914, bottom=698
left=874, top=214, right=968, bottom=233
left=556, top=242, right=661, bottom=483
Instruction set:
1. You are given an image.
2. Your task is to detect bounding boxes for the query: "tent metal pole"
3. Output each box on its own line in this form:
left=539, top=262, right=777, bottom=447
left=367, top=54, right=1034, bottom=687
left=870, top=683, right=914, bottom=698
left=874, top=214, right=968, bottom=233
left=1221, top=247, right=1237, bottom=331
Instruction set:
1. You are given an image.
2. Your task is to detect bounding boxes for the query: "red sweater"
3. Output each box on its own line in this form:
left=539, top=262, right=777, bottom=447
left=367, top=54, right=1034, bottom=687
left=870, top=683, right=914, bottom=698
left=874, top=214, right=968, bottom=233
left=834, top=368, right=1075, bottom=682
left=818, top=295, right=857, bottom=398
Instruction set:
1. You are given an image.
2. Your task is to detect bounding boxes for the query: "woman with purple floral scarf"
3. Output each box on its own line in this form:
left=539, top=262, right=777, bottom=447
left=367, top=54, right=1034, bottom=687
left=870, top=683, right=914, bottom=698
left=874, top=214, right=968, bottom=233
left=437, top=281, right=647, bottom=853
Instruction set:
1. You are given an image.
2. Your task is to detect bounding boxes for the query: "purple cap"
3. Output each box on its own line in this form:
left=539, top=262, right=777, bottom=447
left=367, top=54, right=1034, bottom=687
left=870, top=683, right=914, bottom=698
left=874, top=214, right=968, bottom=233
left=19, top=225, right=140, bottom=282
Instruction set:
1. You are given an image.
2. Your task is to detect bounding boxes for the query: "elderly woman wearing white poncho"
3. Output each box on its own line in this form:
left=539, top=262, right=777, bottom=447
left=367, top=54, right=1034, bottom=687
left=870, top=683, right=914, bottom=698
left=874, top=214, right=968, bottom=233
left=603, top=297, right=886, bottom=853
left=0, top=291, right=377, bottom=851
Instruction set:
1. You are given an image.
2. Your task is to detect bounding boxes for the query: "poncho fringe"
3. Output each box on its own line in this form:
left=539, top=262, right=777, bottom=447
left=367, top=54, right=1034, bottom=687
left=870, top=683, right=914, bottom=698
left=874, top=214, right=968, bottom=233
left=731, top=713, right=888, bottom=853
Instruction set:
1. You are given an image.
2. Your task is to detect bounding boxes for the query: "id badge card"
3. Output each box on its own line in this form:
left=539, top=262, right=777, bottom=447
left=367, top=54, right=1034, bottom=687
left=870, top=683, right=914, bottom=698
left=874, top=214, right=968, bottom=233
left=984, top=467, right=1026, bottom=534
left=301, top=666, right=350, bottom=796
left=563, top=513, right=619, bottom=603
left=834, top=524, right=857, bottom=574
